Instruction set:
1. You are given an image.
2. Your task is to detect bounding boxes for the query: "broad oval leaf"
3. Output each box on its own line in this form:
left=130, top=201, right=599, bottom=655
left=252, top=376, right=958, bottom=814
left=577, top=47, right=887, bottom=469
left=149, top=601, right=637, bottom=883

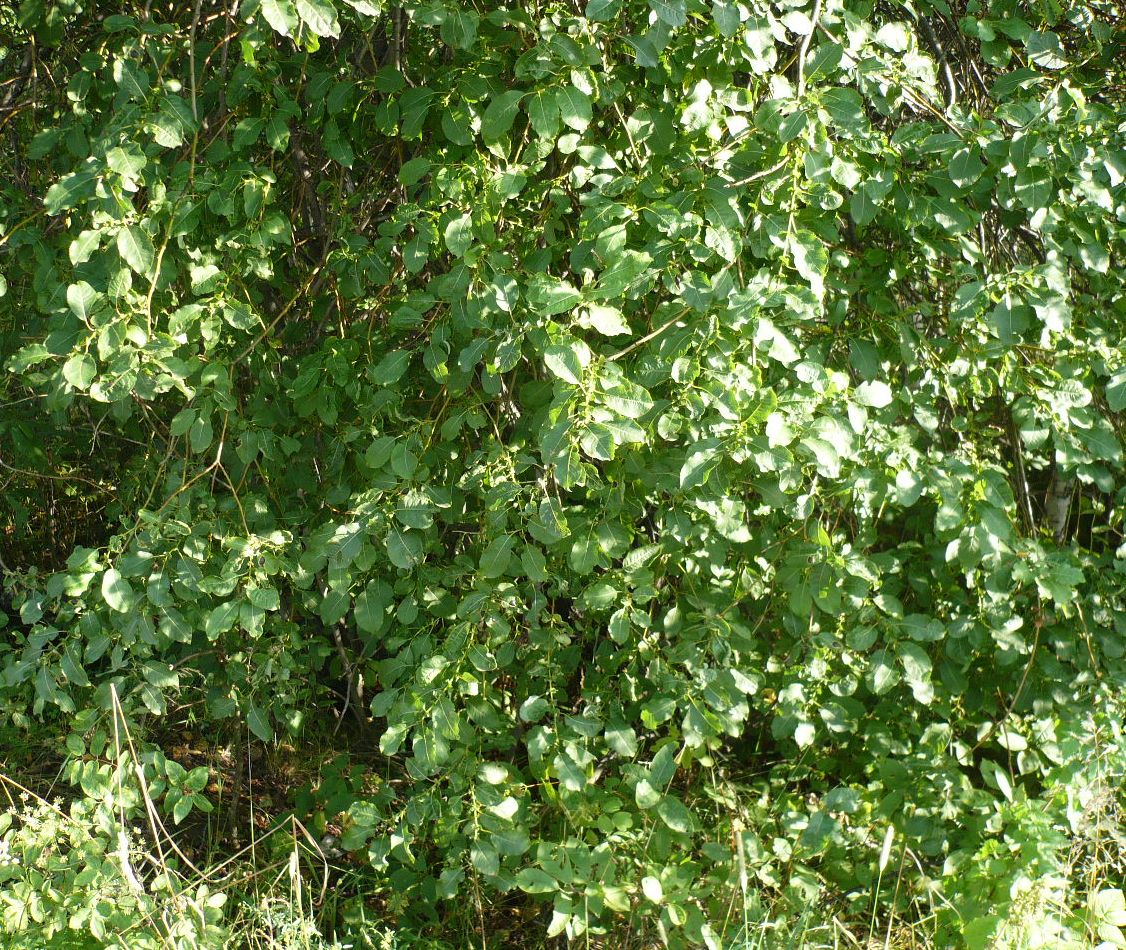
left=117, top=225, right=155, bottom=276
left=101, top=569, right=134, bottom=613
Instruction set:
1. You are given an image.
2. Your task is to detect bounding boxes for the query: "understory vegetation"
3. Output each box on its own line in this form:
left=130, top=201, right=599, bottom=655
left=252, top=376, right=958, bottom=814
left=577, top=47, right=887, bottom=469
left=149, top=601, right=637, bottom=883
left=1, top=0, right=1124, bottom=946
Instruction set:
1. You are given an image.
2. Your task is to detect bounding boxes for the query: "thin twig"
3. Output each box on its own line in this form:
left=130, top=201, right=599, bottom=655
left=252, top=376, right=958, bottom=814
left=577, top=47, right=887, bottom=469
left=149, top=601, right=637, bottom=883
left=234, top=263, right=324, bottom=362
left=607, top=308, right=690, bottom=362
left=917, top=15, right=957, bottom=111
left=0, top=453, right=108, bottom=491
left=730, top=156, right=789, bottom=188
left=970, top=614, right=1042, bottom=757
left=796, top=0, right=824, bottom=98
left=331, top=622, right=369, bottom=736
left=1007, top=408, right=1035, bottom=533
left=188, top=0, right=202, bottom=122
left=0, top=209, right=45, bottom=249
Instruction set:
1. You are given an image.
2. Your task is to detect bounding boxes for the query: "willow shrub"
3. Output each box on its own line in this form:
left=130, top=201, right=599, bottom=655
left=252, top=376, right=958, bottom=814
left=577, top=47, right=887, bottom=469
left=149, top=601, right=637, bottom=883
left=1, top=0, right=1124, bottom=946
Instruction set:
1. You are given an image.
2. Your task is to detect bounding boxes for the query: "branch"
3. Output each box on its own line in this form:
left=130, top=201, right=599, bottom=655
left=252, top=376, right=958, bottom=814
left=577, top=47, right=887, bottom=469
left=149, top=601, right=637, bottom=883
left=730, top=156, right=789, bottom=188
left=916, top=15, right=957, bottom=112
left=796, top=0, right=824, bottom=98
left=234, top=262, right=325, bottom=363
left=607, top=308, right=690, bottom=362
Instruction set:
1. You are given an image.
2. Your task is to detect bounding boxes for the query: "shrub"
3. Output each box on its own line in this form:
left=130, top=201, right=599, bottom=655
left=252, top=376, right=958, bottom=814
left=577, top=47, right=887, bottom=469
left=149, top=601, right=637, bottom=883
left=1, top=0, right=1123, bottom=945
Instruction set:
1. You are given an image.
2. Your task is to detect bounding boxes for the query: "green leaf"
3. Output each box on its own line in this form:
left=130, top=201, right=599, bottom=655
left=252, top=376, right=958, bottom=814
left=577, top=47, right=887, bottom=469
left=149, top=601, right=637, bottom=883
left=680, top=439, right=722, bottom=489
left=170, top=412, right=201, bottom=447
left=1106, top=370, right=1126, bottom=412
left=712, top=0, right=739, bottom=36
left=324, top=123, right=354, bottom=166
left=820, top=87, right=867, bottom=134
left=246, top=704, right=273, bottom=742
left=649, top=743, right=678, bottom=786
left=117, top=225, right=155, bottom=276
left=521, top=544, right=548, bottom=581
left=554, top=752, right=586, bottom=791
left=233, top=117, right=266, bottom=151
left=743, top=18, right=777, bottom=73
left=143, top=661, right=179, bottom=689
left=579, top=423, right=614, bottom=460
left=479, top=763, right=508, bottom=785
left=63, top=353, right=96, bottom=390
left=103, top=14, right=137, bottom=31
left=148, top=95, right=198, bottom=147
left=897, top=641, right=933, bottom=704
left=105, top=145, right=146, bottom=179
left=586, top=0, right=620, bottom=19
left=874, top=21, right=908, bottom=51
left=657, top=795, right=694, bottom=833
left=481, top=90, right=526, bottom=143
left=949, top=148, right=985, bottom=189
left=259, top=0, right=298, bottom=35
left=516, top=868, right=557, bottom=894
left=980, top=758, right=1013, bottom=802
left=635, top=778, right=661, bottom=809
left=648, top=0, right=686, bottom=27
left=601, top=382, right=653, bottom=419
left=399, top=157, right=430, bottom=186
left=987, top=296, right=1029, bottom=343
left=60, top=649, right=91, bottom=687
left=526, top=89, right=561, bottom=139
left=45, top=170, right=97, bottom=214
left=173, top=793, right=194, bottom=824
left=527, top=277, right=582, bottom=316
left=901, top=615, right=943, bottom=642
left=790, top=230, right=827, bottom=296
left=800, top=435, right=840, bottom=477
left=1035, top=558, right=1083, bottom=605
left=248, top=587, right=280, bottom=610
left=855, top=380, right=893, bottom=408
left=101, top=569, right=134, bottom=613
left=370, top=349, right=410, bottom=385
left=519, top=695, right=550, bottom=722
left=868, top=651, right=899, bottom=695
left=354, top=581, right=390, bottom=633
left=1026, top=31, right=1067, bottom=69
left=114, top=60, right=149, bottom=100
left=479, top=535, right=514, bottom=578
left=223, top=301, right=258, bottom=330
left=543, top=340, right=590, bottom=385
left=444, top=213, right=473, bottom=257
left=205, top=601, right=240, bottom=638
left=295, top=0, right=340, bottom=37
left=319, top=588, right=349, bottom=624
left=595, top=249, right=652, bottom=299
left=440, top=8, right=478, bottom=49
left=387, top=527, right=423, bottom=569
left=850, top=186, right=879, bottom=226
left=583, top=304, right=631, bottom=336
left=556, top=86, right=592, bottom=132
left=605, top=721, right=637, bottom=757
left=189, top=415, right=213, bottom=454
left=556, top=445, right=584, bottom=490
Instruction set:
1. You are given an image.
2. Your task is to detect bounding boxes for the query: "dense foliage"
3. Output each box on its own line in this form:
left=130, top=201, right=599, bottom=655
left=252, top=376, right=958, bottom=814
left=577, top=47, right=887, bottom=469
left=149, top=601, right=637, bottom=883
left=1, top=0, right=1124, bottom=946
